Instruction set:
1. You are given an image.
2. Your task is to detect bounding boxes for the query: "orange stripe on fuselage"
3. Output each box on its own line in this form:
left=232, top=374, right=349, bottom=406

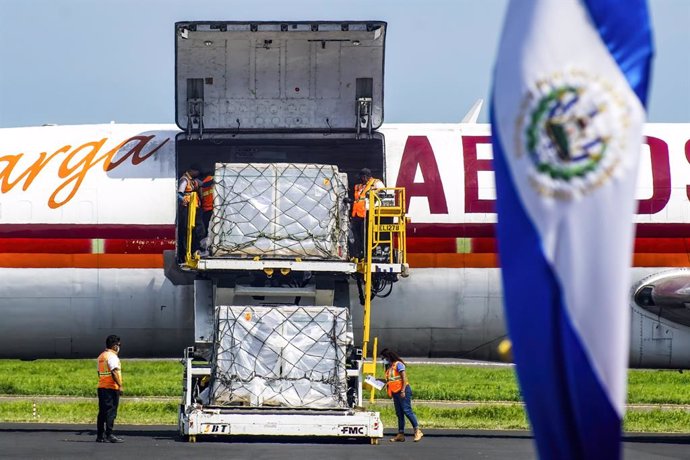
left=407, top=253, right=690, bottom=268
left=0, top=253, right=686, bottom=269
left=407, top=253, right=499, bottom=268
left=0, top=253, right=164, bottom=268
left=633, top=253, right=690, bottom=267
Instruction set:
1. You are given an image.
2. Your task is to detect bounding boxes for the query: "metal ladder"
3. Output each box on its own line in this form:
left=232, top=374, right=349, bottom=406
left=358, top=187, right=408, bottom=399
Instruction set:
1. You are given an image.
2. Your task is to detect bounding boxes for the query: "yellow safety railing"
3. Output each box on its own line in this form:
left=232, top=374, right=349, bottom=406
left=184, top=192, right=200, bottom=268
left=359, top=187, right=407, bottom=400
left=369, top=186, right=407, bottom=266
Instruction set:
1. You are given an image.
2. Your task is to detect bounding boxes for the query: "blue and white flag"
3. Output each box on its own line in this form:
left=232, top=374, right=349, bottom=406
left=491, top=1, right=653, bottom=459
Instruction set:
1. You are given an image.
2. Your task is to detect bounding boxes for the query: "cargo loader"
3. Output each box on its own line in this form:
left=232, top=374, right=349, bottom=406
left=173, top=21, right=408, bottom=442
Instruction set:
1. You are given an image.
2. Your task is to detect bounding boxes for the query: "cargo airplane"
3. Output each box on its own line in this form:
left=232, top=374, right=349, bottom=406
left=1, top=120, right=689, bottom=368
left=2, top=20, right=688, bottom=367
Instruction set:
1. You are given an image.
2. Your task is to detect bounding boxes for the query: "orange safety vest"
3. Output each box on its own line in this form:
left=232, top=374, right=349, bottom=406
left=180, top=173, right=200, bottom=206
left=200, top=175, right=214, bottom=212
left=97, top=350, right=121, bottom=390
left=352, top=177, right=380, bottom=218
left=385, top=361, right=405, bottom=397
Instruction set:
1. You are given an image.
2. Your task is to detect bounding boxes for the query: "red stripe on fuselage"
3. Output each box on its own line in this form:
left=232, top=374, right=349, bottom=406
left=0, top=224, right=689, bottom=268
left=104, top=239, right=175, bottom=253
left=407, top=223, right=495, bottom=238
left=406, top=237, right=690, bottom=254
left=408, top=223, right=690, bottom=238
left=0, top=253, right=164, bottom=269
left=0, top=238, right=92, bottom=253
left=0, top=238, right=175, bottom=254
left=4, top=222, right=690, bottom=239
left=0, top=224, right=175, bottom=239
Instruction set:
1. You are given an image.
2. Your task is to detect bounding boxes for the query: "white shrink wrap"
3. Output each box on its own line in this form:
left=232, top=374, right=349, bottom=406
left=209, top=163, right=349, bottom=260
left=210, top=305, right=350, bottom=409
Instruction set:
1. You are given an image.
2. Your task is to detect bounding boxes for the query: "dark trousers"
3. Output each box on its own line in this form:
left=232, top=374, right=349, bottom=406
left=350, top=215, right=391, bottom=261
left=392, top=385, right=418, bottom=433
left=97, top=388, right=120, bottom=437
left=350, top=216, right=365, bottom=259
left=202, top=210, right=213, bottom=239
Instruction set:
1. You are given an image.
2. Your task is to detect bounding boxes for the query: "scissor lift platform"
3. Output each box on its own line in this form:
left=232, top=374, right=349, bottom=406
left=178, top=349, right=383, bottom=443
left=180, top=408, right=383, bottom=443
left=191, top=258, right=357, bottom=273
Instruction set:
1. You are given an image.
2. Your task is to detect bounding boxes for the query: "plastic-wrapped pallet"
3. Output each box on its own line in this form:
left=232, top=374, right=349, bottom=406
left=209, top=163, right=349, bottom=260
left=210, top=305, right=350, bottom=409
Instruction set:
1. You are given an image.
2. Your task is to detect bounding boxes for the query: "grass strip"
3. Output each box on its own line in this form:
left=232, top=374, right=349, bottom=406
left=0, top=400, right=529, bottom=429
left=383, top=366, right=521, bottom=401
left=0, top=361, right=522, bottom=401
left=627, top=369, right=690, bottom=405
left=3, top=360, right=690, bottom=405
left=0, top=360, right=180, bottom=397
left=371, top=403, right=529, bottom=430
left=3, top=400, right=690, bottom=433
left=0, top=400, right=178, bottom=425
left=624, top=409, right=690, bottom=433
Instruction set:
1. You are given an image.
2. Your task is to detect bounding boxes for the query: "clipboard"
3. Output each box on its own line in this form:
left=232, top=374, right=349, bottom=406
left=365, top=375, right=385, bottom=391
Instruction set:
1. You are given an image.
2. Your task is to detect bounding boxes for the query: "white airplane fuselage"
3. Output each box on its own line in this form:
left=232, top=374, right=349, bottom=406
left=1, top=122, right=689, bottom=368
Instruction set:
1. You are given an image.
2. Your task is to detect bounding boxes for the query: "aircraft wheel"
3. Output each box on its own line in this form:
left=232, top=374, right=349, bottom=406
left=370, top=437, right=380, bottom=445
left=188, top=435, right=196, bottom=443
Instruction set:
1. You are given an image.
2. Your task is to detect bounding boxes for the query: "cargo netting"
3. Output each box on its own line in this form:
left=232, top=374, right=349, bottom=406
left=210, top=305, right=350, bottom=409
left=208, top=163, right=350, bottom=260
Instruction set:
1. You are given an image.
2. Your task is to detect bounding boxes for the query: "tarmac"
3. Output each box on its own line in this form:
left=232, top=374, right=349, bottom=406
left=1, top=424, right=689, bottom=460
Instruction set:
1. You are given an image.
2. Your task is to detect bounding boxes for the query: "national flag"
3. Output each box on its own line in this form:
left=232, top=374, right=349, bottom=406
left=490, top=0, right=653, bottom=458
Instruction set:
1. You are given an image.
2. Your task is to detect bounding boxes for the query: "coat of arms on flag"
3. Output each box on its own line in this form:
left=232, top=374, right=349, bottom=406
left=515, top=69, right=634, bottom=200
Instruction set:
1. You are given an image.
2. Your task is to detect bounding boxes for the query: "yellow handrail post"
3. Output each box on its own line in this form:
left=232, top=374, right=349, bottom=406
left=399, top=187, right=407, bottom=265
left=361, top=188, right=375, bottom=360
left=369, top=336, right=378, bottom=404
left=185, top=192, right=199, bottom=268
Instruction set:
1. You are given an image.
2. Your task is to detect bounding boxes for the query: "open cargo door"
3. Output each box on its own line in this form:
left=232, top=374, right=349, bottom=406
left=175, top=21, right=386, bottom=134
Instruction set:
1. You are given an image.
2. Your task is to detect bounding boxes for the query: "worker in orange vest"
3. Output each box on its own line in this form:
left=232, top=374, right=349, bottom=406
left=381, top=348, right=423, bottom=442
left=199, top=172, right=214, bottom=240
left=350, top=168, right=384, bottom=259
left=96, top=335, right=124, bottom=443
left=177, top=165, right=202, bottom=262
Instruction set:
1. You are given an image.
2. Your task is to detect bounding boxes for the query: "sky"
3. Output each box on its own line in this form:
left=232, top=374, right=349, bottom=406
left=0, top=0, right=688, bottom=128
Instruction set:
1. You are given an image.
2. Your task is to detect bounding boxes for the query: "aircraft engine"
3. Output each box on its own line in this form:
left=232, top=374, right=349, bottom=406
left=630, top=268, right=690, bottom=369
